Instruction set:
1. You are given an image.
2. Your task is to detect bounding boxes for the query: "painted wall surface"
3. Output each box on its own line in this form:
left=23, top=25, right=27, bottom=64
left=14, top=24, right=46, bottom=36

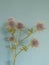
left=0, top=0, right=49, bottom=65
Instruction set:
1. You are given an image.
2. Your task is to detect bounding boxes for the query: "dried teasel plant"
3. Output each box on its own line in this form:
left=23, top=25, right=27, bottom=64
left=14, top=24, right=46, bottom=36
left=4, top=17, right=45, bottom=65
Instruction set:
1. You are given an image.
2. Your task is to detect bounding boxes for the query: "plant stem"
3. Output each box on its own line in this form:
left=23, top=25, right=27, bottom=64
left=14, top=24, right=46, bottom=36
left=20, top=28, right=37, bottom=42
left=13, top=49, right=23, bottom=65
left=16, top=49, right=23, bottom=56
left=13, top=49, right=16, bottom=65
left=14, top=54, right=16, bottom=65
left=20, top=35, right=30, bottom=42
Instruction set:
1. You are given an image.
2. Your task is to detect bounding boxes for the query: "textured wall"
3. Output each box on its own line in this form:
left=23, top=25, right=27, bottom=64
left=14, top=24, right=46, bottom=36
left=0, top=0, right=49, bottom=65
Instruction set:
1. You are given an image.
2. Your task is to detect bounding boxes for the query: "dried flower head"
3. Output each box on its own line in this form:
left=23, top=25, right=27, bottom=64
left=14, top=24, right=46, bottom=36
left=6, top=17, right=17, bottom=29
left=16, top=22, right=25, bottom=30
left=9, top=37, right=14, bottom=41
left=6, top=17, right=17, bottom=34
left=36, top=23, right=45, bottom=31
left=31, top=39, right=39, bottom=47
left=5, top=37, right=14, bottom=42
